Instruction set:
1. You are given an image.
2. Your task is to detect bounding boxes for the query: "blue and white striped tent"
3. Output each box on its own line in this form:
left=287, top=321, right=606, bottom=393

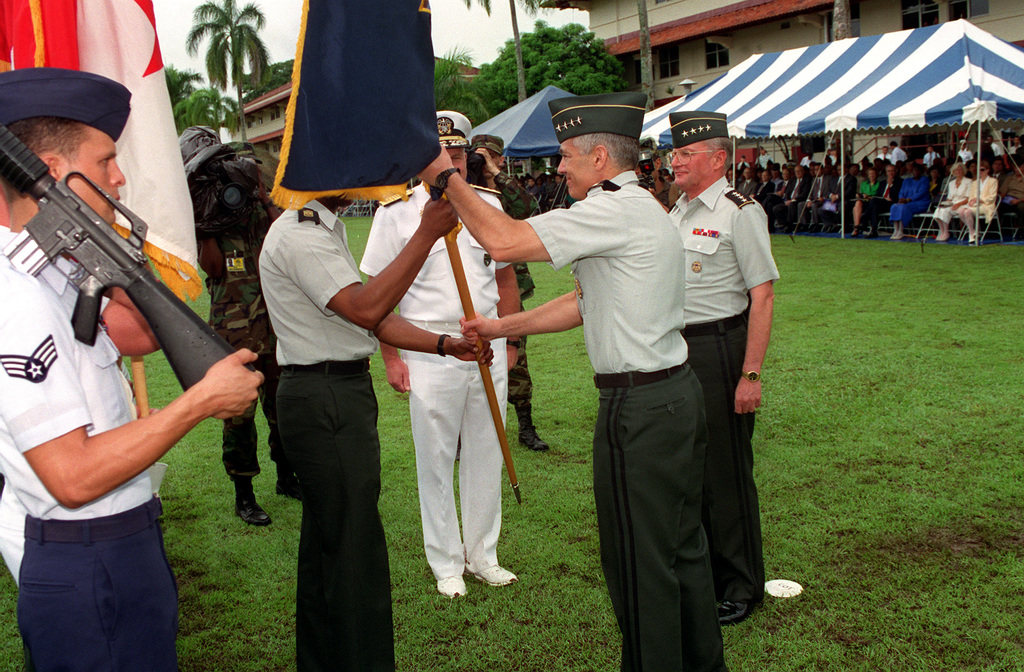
left=643, top=20, right=1024, bottom=145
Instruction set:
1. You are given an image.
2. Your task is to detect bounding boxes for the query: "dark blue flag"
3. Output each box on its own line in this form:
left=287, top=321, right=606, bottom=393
left=272, top=0, right=439, bottom=207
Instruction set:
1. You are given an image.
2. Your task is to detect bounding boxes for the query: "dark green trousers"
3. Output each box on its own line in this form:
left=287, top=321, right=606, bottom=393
left=686, top=322, right=765, bottom=604
left=277, top=369, right=394, bottom=672
left=594, top=366, right=726, bottom=672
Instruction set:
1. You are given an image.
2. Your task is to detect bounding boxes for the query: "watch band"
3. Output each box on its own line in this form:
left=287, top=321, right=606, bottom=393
left=506, top=339, right=522, bottom=348
left=434, top=167, right=459, bottom=192
left=437, top=334, right=449, bottom=357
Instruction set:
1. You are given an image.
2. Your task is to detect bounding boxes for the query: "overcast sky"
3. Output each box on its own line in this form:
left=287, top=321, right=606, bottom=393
left=153, top=0, right=590, bottom=79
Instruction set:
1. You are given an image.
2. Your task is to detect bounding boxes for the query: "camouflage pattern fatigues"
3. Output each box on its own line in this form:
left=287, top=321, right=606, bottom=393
left=206, top=207, right=285, bottom=477
left=493, top=172, right=539, bottom=409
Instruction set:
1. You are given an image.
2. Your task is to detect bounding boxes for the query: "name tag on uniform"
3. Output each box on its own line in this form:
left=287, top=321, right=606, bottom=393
left=225, top=252, right=245, bottom=273
left=691, top=228, right=720, bottom=238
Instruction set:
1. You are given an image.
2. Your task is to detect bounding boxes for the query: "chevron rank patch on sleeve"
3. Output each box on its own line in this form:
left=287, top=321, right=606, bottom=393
left=1, top=335, right=58, bottom=383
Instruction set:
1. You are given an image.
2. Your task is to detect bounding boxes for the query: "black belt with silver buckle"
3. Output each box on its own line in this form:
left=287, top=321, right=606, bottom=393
left=594, top=363, right=686, bottom=389
left=683, top=313, right=746, bottom=339
left=25, top=497, right=162, bottom=544
left=283, top=359, right=369, bottom=376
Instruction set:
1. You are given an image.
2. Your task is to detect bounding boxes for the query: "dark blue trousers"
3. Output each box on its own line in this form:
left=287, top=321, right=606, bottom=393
left=18, top=499, right=178, bottom=671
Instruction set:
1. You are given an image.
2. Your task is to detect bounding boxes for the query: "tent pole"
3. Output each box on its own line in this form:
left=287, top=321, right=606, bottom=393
left=975, top=122, right=983, bottom=245
left=840, top=130, right=845, bottom=238
left=732, top=137, right=737, bottom=188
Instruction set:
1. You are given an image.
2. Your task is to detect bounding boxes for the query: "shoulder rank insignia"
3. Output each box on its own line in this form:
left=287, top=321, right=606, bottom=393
left=381, top=188, right=417, bottom=207
left=724, top=188, right=755, bottom=208
left=472, top=184, right=500, bottom=196
left=298, top=207, right=320, bottom=224
left=1, top=335, right=58, bottom=383
left=600, top=180, right=620, bottom=192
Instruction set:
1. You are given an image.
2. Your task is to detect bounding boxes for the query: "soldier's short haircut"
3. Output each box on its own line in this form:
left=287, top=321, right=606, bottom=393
left=573, top=133, right=640, bottom=172
left=2, top=117, right=87, bottom=204
left=705, top=136, right=733, bottom=166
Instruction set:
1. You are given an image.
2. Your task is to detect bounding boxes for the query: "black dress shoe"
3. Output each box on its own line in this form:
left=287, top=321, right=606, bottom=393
left=718, top=599, right=759, bottom=626
left=235, top=496, right=272, bottom=526
left=865, top=229, right=879, bottom=238
left=276, top=474, right=303, bottom=501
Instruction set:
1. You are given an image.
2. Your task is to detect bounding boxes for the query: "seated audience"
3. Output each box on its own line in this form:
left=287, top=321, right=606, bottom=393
left=775, top=164, right=812, bottom=233
left=934, top=162, right=973, bottom=242
left=928, top=166, right=946, bottom=206
left=957, top=160, right=997, bottom=244
left=736, top=165, right=759, bottom=197
left=864, top=164, right=902, bottom=238
left=820, top=163, right=859, bottom=233
left=922, top=145, right=941, bottom=168
left=851, top=166, right=881, bottom=236
left=888, top=163, right=931, bottom=240
left=762, top=165, right=793, bottom=231
left=997, top=162, right=1024, bottom=234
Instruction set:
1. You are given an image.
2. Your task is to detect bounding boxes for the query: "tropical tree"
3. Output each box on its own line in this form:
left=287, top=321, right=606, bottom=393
left=476, top=22, right=627, bottom=114
left=434, top=49, right=490, bottom=123
left=833, top=0, right=852, bottom=40
left=164, top=65, right=203, bottom=113
left=185, top=0, right=270, bottom=141
left=637, top=0, right=653, bottom=111
left=173, top=87, right=239, bottom=135
left=464, top=0, right=540, bottom=103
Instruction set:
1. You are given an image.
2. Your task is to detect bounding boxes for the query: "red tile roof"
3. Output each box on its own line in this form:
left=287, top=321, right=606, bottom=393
left=605, top=0, right=833, bottom=56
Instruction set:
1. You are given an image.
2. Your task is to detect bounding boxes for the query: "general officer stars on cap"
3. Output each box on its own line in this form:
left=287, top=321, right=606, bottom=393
left=548, top=92, right=648, bottom=142
left=668, top=111, right=729, bottom=148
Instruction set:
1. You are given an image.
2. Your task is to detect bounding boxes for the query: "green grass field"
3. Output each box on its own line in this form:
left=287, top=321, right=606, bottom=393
left=1, top=224, right=1022, bottom=671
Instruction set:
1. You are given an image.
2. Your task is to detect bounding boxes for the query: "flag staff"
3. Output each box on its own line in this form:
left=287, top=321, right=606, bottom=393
left=442, top=224, right=522, bottom=504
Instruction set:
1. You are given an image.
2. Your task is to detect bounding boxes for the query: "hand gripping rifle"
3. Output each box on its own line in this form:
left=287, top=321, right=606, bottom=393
left=0, top=122, right=240, bottom=390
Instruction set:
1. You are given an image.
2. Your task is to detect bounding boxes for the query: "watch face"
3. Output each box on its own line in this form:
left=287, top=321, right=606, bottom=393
left=744, top=371, right=760, bottom=382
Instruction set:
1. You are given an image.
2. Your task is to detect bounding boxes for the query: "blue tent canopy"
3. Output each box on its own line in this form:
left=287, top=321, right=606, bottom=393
left=472, top=85, right=573, bottom=157
left=643, top=20, right=1024, bottom=145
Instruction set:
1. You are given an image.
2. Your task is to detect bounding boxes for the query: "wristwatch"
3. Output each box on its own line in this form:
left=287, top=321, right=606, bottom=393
left=434, top=167, right=460, bottom=192
left=741, top=370, right=761, bottom=382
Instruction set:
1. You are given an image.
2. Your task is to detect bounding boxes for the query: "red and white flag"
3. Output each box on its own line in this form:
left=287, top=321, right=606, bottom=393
left=0, top=0, right=200, bottom=300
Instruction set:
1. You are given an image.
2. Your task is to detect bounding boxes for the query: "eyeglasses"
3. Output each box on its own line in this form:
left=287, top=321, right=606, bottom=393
left=670, top=149, right=719, bottom=164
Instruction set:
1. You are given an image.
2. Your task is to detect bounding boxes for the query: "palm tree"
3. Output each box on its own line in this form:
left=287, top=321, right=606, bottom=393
left=833, top=0, right=852, bottom=40
left=185, top=0, right=270, bottom=141
left=637, top=0, right=653, bottom=111
left=434, top=49, right=490, bottom=123
left=465, top=0, right=540, bottom=103
left=173, top=87, right=239, bottom=135
left=165, top=65, right=204, bottom=113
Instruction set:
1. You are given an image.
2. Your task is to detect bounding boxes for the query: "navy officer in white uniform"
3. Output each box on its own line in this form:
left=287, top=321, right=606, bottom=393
left=361, top=111, right=520, bottom=599
left=668, top=111, right=779, bottom=626
left=0, top=67, right=262, bottom=671
left=420, top=92, right=727, bottom=672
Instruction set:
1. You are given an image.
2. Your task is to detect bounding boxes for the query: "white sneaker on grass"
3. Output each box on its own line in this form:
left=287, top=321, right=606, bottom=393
left=470, top=565, right=518, bottom=586
left=437, top=575, right=466, bottom=598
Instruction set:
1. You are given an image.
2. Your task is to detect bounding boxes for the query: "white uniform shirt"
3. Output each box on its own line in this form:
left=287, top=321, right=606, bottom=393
left=527, top=171, right=688, bottom=374
left=670, top=177, right=780, bottom=325
left=259, top=201, right=379, bottom=366
left=360, top=185, right=507, bottom=323
left=890, top=147, right=908, bottom=163
left=0, top=230, right=150, bottom=577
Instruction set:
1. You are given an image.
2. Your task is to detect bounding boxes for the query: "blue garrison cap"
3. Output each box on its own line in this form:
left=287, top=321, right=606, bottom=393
left=0, top=68, right=131, bottom=141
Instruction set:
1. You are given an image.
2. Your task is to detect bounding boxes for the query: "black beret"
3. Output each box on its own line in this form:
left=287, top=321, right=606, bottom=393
left=548, top=92, right=647, bottom=144
left=0, top=67, right=131, bottom=141
left=669, top=111, right=728, bottom=149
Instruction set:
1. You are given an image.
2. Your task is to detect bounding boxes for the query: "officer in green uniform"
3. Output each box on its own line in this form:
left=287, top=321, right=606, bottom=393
left=259, top=197, right=485, bottom=672
left=421, top=92, right=727, bottom=672
left=668, top=111, right=780, bottom=626
left=199, top=188, right=302, bottom=526
left=469, top=134, right=549, bottom=452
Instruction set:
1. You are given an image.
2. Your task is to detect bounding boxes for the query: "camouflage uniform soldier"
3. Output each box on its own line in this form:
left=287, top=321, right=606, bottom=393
left=200, top=200, right=302, bottom=525
left=470, top=135, right=550, bottom=452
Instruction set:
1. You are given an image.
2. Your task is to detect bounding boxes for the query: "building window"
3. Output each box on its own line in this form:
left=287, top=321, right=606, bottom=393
left=902, top=0, right=939, bottom=30
left=658, top=45, right=680, bottom=80
left=950, top=0, right=988, bottom=20
left=706, top=41, right=729, bottom=70
left=270, top=109, right=280, bottom=121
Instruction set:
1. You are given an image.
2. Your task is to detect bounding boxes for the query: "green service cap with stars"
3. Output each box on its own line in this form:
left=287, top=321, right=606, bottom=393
left=669, top=111, right=728, bottom=149
left=548, top=92, right=647, bottom=144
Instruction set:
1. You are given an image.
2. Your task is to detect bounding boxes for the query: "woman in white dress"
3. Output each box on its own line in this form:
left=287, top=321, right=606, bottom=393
left=956, top=160, right=998, bottom=244
left=934, top=163, right=973, bottom=242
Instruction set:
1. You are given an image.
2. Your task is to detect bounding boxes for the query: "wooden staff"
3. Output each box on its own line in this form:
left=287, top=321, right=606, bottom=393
left=443, top=224, right=521, bottom=504
left=130, top=355, right=150, bottom=418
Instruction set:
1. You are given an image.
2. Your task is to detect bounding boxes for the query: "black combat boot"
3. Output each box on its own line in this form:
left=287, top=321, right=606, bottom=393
left=233, top=475, right=271, bottom=526
left=515, top=404, right=549, bottom=452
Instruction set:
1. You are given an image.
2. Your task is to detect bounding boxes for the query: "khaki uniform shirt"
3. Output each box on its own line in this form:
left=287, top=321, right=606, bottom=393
left=527, top=171, right=688, bottom=374
left=670, top=177, right=780, bottom=325
left=259, top=201, right=378, bottom=365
